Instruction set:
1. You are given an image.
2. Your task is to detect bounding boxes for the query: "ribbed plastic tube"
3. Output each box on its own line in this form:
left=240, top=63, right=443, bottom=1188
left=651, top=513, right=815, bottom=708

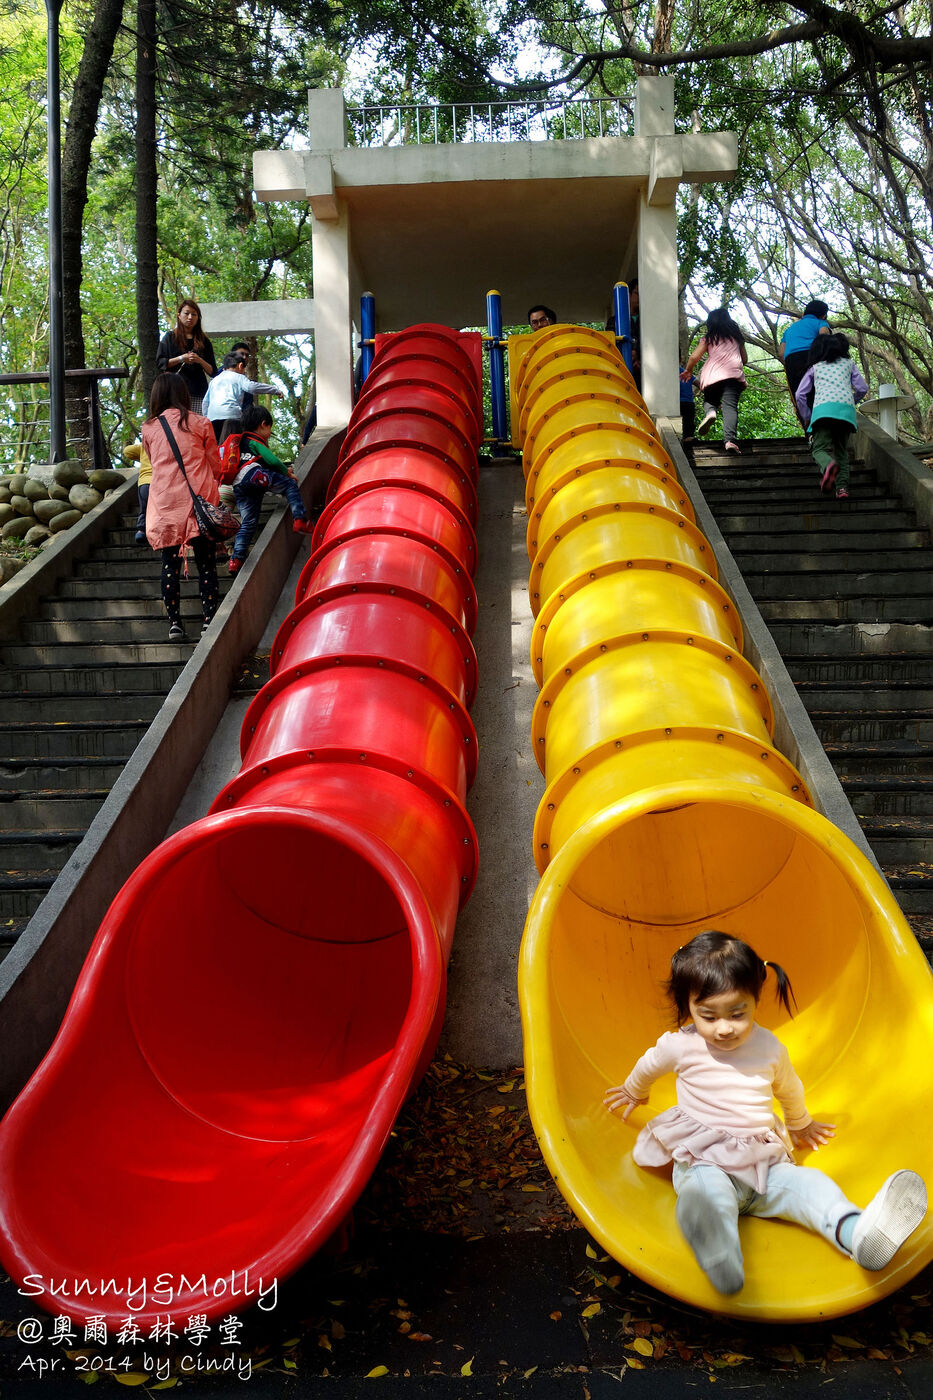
left=515, top=325, right=933, bottom=1320
left=0, top=324, right=483, bottom=1327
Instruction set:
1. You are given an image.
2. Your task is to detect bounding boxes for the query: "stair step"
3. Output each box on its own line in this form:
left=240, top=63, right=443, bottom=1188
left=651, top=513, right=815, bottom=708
left=726, top=529, right=930, bottom=552
left=718, top=507, right=916, bottom=532
left=55, top=576, right=236, bottom=600
left=1, top=642, right=198, bottom=666
left=0, top=830, right=83, bottom=868
left=0, top=693, right=164, bottom=724
left=703, top=486, right=889, bottom=506
left=765, top=622, right=933, bottom=655
left=22, top=616, right=217, bottom=645
left=0, top=793, right=109, bottom=827
left=39, top=591, right=232, bottom=619
left=0, top=757, right=128, bottom=792
left=744, top=571, right=933, bottom=600
left=0, top=663, right=185, bottom=695
left=759, top=597, right=933, bottom=623
left=798, top=684, right=933, bottom=711
left=0, top=721, right=149, bottom=760
left=733, top=550, right=933, bottom=573
left=808, top=712, right=933, bottom=743
left=0, top=874, right=57, bottom=919
left=785, top=655, right=933, bottom=683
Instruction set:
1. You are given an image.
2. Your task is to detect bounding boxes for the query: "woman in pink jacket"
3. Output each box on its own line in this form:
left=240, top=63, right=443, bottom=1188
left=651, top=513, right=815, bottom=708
left=141, top=374, right=223, bottom=641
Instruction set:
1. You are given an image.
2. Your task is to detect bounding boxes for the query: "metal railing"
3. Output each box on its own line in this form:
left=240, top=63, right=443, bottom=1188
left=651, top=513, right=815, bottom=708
left=347, top=97, right=631, bottom=148
left=0, top=368, right=128, bottom=472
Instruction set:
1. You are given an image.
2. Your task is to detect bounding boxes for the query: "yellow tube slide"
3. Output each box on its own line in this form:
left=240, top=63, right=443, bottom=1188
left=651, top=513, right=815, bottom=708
left=514, top=328, right=933, bottom=1320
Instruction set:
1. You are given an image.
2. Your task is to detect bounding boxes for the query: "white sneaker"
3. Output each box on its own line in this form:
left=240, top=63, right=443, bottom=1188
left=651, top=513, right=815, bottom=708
left=695, top=408, right=717, bottom=437
left=851, top=1171, right=927, bottom=1270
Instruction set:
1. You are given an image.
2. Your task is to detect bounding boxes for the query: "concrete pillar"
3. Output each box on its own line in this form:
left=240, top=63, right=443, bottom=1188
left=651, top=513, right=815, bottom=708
left=634, top=75, right=680, bottom=420
left=637, top=196, right=680, bottom=419
left=312, top=203, right=355, bottom=425
left=308, top=87, right=347, bottom=151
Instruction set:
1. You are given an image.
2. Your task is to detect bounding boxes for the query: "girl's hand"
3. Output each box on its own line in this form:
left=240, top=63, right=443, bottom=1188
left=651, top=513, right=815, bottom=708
left=604, top=1084, right=646, bottom=1120
left=791, top=1119, right=836, bottom=1151
left=679, top=369, right=693, bottom=382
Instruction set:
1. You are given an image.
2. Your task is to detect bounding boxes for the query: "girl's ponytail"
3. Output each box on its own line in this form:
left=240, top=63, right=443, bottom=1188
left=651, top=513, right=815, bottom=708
left=762, top=958, right=797, bottom=1016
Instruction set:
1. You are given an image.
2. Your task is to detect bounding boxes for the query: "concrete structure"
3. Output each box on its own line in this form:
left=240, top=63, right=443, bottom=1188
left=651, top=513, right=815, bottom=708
left=200, top=300, right=315, bottom=337
left=253, top=79, right=737, bottom=426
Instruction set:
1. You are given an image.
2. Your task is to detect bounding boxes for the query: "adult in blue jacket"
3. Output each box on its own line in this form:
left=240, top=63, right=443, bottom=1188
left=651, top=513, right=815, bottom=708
left=778, top=301, right=831, bottom=417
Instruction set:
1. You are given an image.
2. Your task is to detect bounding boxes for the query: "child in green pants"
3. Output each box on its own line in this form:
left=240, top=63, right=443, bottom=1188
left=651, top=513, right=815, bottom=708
left=795, top=334, right=868, bottom=500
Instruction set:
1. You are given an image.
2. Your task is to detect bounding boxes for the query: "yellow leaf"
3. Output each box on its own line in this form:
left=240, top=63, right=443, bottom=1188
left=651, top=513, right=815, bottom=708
left=461, top=1358, right=474, bottom=1376
left=151, top=1383, right=179, bottom=1391
left=78, top=1377, right=98, bottom=1387
left=283, top=1337, right=301, bottom=1346
left=832, top=1335, right=862, bottom=1349
left=629, top=1337, right=654, bottom=1357
left=113, top=1377, right=149, bottom=1388
left=487, top=1105, right=505, bottom=1117
left=366, top=1366, right=389, bottom=1378
left=521, top=1184, right=543, bottom=1192
left=606, top=1275, right=622, bottom=1289
left=625, top=1358, right=644, bottom=1370
left=523, top=1368, right=538, bottom=1379
left=585, top=1244, right=597, bottom=1259
left=582, top=1304, right=601, bottom=1319
left=497, top=1080, right=516, bottom=1093
left=720, top=1353, right=752, bottom=1366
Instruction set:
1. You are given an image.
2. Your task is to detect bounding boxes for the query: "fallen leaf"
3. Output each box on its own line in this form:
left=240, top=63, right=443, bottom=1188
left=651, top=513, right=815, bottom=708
left=461, top=1358, right=474, bottom=1376
left=113, top=1378, right=148, bottom=1388
left=524, top=1367, right=538, bottom=1379
left=832, top=1335, right=862, bottom=1349
left=150, top=1383, right=178, bottom=1391
left=549, top=1311, right=562, bottom=1322
left=628, top=1337, right=654, bottom=1358
left=408, top=1332, right=433, bottom=1342
left=582, top=1304, right=602, bottom=1319
left=625, top=1358, right=644, bottom=1370
left=585, top=1245, right=597, bottom=1259
left=365, top=1366, right=389, bottom=1378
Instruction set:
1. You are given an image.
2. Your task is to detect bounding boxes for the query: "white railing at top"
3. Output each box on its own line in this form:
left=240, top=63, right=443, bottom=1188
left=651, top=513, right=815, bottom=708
left=346, top=97, right=632, bottom=148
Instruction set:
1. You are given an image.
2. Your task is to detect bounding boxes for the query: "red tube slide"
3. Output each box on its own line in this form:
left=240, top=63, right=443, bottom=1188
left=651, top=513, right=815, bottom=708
left=0, top=324, right=483, bottom=1326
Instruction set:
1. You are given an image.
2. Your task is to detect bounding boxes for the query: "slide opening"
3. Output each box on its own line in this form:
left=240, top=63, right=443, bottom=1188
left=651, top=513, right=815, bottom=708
left=125, top=814, right=417, bottom=1143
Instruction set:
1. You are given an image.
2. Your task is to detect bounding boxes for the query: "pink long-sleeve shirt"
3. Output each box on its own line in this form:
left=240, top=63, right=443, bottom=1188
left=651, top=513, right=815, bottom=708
left=624, top=1025, right=811, bottom=1136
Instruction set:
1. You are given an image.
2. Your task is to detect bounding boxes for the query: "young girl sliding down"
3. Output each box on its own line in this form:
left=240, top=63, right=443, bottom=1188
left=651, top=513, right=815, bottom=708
left=604, top=930, right=927, bottom=1295
left=795, top=332, right=868, bottom=500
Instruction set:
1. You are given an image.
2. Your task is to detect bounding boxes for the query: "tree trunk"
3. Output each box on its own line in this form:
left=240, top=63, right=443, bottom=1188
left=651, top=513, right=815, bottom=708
left=61, top=0, right=124, bottom=451
left=136, top=0, right=158, bottom=401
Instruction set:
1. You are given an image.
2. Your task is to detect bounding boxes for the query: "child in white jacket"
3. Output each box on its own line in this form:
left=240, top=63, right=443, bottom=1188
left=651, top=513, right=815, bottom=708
left=201, top=352, right=281, bottom=443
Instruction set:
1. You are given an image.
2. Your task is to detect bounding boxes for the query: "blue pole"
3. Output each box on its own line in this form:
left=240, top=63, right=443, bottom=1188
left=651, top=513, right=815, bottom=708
left=360, top=291, right=375, bottom=381
left=613, top=281, right=632, bottom=374
left=486, top=289, right=507, bottom=446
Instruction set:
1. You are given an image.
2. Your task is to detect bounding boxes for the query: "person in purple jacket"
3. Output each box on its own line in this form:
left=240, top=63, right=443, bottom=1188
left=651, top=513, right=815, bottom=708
left=795, top=334, right=868, bottom=500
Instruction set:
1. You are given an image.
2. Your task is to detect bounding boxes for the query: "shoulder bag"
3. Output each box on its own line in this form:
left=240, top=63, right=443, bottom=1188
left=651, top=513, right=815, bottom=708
left=156, top=414, right=239, bottom=541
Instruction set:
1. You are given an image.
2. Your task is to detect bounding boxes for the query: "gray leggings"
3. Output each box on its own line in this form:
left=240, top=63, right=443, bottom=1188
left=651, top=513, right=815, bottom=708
left=703, top=378, right=744, bottom=443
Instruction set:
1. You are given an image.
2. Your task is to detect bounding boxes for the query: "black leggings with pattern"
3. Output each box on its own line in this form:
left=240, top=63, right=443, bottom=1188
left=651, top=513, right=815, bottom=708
left=160, top=539, right=219, bottom=627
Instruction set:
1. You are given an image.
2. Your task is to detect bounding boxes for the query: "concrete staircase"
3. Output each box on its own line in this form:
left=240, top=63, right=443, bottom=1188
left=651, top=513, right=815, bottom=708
left=690, top=436, right=933, bottom=951
left=0, top=509, right=237, bottom=956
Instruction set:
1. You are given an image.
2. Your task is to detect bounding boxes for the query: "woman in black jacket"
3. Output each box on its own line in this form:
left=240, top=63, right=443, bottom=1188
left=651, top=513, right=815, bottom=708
left=155, top=298, right=217, bottom=412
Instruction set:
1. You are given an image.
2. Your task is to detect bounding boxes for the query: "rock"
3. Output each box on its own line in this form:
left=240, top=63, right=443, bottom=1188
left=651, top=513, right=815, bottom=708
left=8, top=473, right=28, bottom=495
left=87, top=468, right=127, bottom=491
left=23, top=478, right=49, bottom=502
left=10, top=495, right=35, bottom=517
left=1, top=515, right=34, bottom=538
left=33, top=499, right=70, bottom=524
left=0, top=503, right=14, bottom=526
left=24, top=524, right=51, bottom=544
left=52, top=462, right=89, bottom=488
left=49, top=509, right=82, bottom=533
left=49, top=483, right=70, bottom=501
left=0, top=487, right=10, bottom=505
left=68, top=484, right=102, bottom=513
left=0, top=554, right=25, bottom=583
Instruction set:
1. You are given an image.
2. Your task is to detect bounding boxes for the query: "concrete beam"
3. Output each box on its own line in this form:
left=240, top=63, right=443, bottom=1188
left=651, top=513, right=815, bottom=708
left=201, top=300, right=315, bottom=336
left=253, top=148, right=306, bottom=202
left=681, top=131, right=739, bottom=185
left=648, top=135, right=683, bottom=206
